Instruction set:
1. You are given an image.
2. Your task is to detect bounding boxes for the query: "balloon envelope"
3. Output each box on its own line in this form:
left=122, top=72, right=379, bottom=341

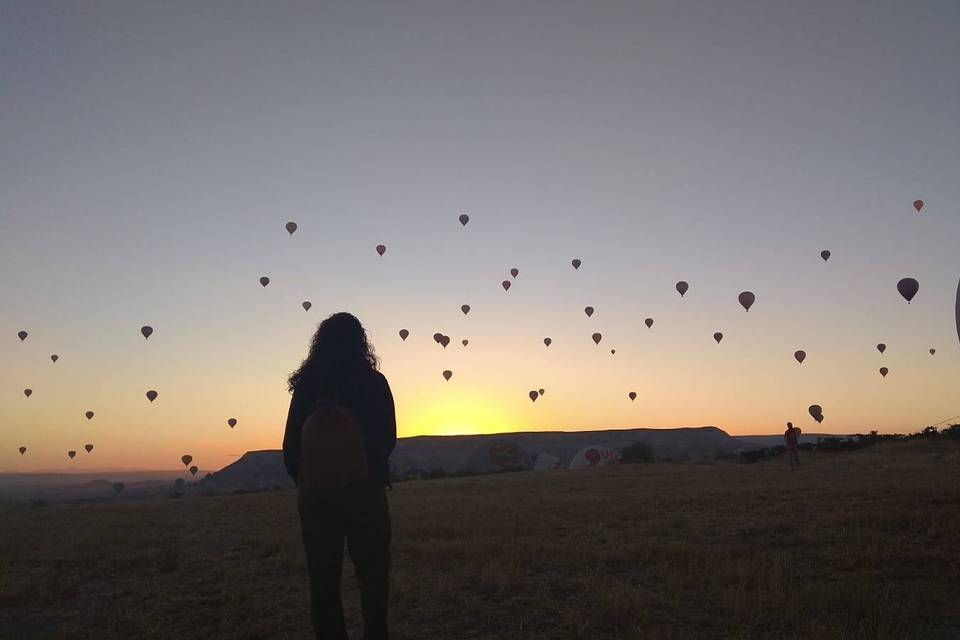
left=877, top=343, right=886, bottom=354
left=584, top=306, right=594, bottom=317
left=68, top=451, right=76, bottom=459
left=458, top=214, right=469, bottom=226
left=399, top=329, right=409, bottom=341
left=628, top=391, right=637, bottom=401
left=439, top=335, right=450, bottom=348
left=571, top=259, right=581, bottom=270
left=820, top=250, right=831, bottom=261
left=538, top=388, right=545, bottom=396
left=808, top=405, right=823, bottom=420
left=285, top=221, right=298, bottom=235
left=23, top=389, right=32, bottom=398
left=461, top=339, right=468, bottom=347
left=461, top=304, right=470, bottom=315
left=85, top=411, right=94, bottom=420
left=794, top=350, right=806, bottom=364
left=913, top=199, right=923, bottom=213
left=879, top=367, right=889, bottom=378
left=442, top=370, right=452, bottom=381
left=930, top=348, right=936, bottom=355
left=189, top=465, right=198, bottom=476
left=181, top=455, right=193, bottom=466
left=644, top=318, right=653, bottom=329
left=510, top=268, right=519, bottom=279
left=84, top=444, right=94, bottom=453
left=376, top=244, right=386, bottom=256
left=19, top=446, right=26, bottom=455
left=897, top=277, right=918, bottom=303
left=51, top=354, right=59, bottom=363
left=738, top=291, right=756, bottom=311
left=592, top=332, right=602, bottom=345
left=543, top=337, right=551, bottom=347
left=529, top=390, right=538, bottom=402
left=228, top=418, right=237, bottom=428
left=18, top=330, right=28, bottom=341
left=713, top=332, right=723, bottom=343
left=302, top=301, right=312, bottom=311
left=141, top=326, right=153, bottom=339
left=676, top=281, right=689, bottom=297
left=259, top=276, right=270, bottom=287
left=146, top=390, right=158, bottom=402
left=501, top=280, right=511, bottom=291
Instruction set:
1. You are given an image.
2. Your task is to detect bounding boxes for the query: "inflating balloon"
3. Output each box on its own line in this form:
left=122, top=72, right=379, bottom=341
left=68, top=451, right=76, bottom=459
left=50, top=354, right=59, bottom=363
left=458, top=214, right=469, bottom=226
left=738, top=291, right=756, bottom=312
left=628, top=391, right=637, bottom=401
left=17, top=330, right=28, bottom=342
left=84, top=444, right=94, bottom=453
left=897, top=277, right=918, bottom=303
left=85, top=411, right=94, bottom=420
left=181, top=455, right=193, bottom=467
left=23, top=389, right=32, bottom=398
left=571, top=259, right=581, bottom=270
left=913, top=200, right=923, bottom=213
left=18, top=446, right=26, bottom=455
left=676, top=281, right=689, bottom=297
left=502, top=280, right=511, bottom=291
left=543, top=337, right=552, bottom=347
left=376, top=244, right=386, bottom=256
left=141, top=326, right=153, bottom=340
left=442, top=370, right=453, bottom=381
left=644, top=318, right=653, bottom=329
left=794, top=350, right=806, bottom=364
left=592, top=332, right=602, bottom=345
left=461, top=304, right=471, bottom=315
left=820, top=250, right=831, bottom=261
left=584, top=307, right=594, bottom=317
left=113, top=482, right=124, bottom=494
left=399, top=329, right=409, bottom=341
left=189, top=465, right=198, bottom=476
left=876, top=343, right=886, bottom=354
left=146, top=390, right=158, bottom=402
left=510, top=268, right=519, bottom=279
left=302, top=301, right=312, bottom=311
left=529, top=390, right=538, bottom=402
left=879, top=367, right=889, bottom=378
left=286, top=221, right=298, bottom=235
left=259, top=276, right=270, bottom=287
left=713, top=332, right=723, bottom=344
left=228, top=418, right=237, bottom=428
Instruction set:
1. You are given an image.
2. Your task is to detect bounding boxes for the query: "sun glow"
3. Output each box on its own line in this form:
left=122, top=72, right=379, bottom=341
left=401, top=390, right=512, bottom=437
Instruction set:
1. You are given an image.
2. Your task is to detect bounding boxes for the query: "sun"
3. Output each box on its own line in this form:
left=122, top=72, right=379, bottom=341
left=400, top=390, right=512, bottom=437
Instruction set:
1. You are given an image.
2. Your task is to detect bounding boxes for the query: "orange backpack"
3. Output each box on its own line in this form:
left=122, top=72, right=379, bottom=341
left=299, top=398, right=369, bottom=490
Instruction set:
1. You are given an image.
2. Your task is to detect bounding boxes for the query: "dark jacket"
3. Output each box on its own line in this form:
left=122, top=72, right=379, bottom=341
left=283, top=368, right=397, bottom=487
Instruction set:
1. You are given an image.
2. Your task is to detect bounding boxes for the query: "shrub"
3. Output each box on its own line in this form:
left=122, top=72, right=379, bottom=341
left=621, top=441, right=656, bottom=463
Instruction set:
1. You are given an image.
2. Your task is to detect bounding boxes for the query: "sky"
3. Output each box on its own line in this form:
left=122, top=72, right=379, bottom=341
left=2, top=1, right=959, bottom=472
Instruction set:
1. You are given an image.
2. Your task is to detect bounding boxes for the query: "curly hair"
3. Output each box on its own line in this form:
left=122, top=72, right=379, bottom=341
left=288, top=312, right=379, bottom=393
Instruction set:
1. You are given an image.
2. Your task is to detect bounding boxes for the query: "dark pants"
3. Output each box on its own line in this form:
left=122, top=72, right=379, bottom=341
left=298, top=480, right=391, bottom=640
left=788, top=447, right=800, bottom=467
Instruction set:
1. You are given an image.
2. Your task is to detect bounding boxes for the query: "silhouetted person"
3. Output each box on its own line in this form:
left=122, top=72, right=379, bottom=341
left=784, top=421, right=800, bottom=468
left=283, top=313, right=397, bottom=640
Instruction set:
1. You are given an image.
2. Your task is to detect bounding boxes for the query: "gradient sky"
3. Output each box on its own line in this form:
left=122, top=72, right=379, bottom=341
left=2, top=1, right=959, bottom=472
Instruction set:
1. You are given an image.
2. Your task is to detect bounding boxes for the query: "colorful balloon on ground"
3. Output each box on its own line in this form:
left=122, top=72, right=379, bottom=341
left=302, top=301, right=312, bottom=311
left=461, top=304, right=470, bottom=315
left=228, top=418, right=237, bottom=428
left=399, top=329, right=409, bottom=341
left=50, top=354, right=58, bottom=363
left=644, top=318, right=653, bottom=329
left=458, top=214, right=469, bottom=226
left=68, top=451, right=76, bottom=459
left=584, top=306, right=594, bottom=317
left=259, top=276, right=270, bottom=287
left=676, top=281, right=689, bottom=297
left=897, top=277, right=918, bottom=303
left=146, top=390, right=158, bottom=402
left=713, top=332, right=723, bottom=344
left=879, top=367, right=889, bottom=378
left=738, top=291, right=756, bottom=312
left=913, top=200, right=923, bottom=213
left=113, top=482, right=124, bottom=494
left=571, top=259, right=581, bottom=270
left=18, top=447, right=26, bottom=455
left=285, top=221, right=298, bottom=235
left=189, top=465, right=198, bottom=476
left=181, top=455, right=193, bottom=467
left=543, top=337, right=551, bottom=347
left=528, top=390, right=538, bottom=402
left=877, top=343, right=886, bottom=354
left=376, top=244, right=386, bottom=256
left=510, top=268, right=519, bottom=279
left=23, top=389, right=32, bottom=398
left=17, top=330, right=28, bottom=341
left=820, top=250, right=831, bottom=261
left=628, top=391, right=637, bottom=401
left=501, top=280, right=511, bottom=291
left=794, top=350, right=806, bottom=364
left=85, top=411, right=94, bottom=420
left=140, top=326, right=153, bottom=339
left=592, top=332, right=602, bottom=345
left=84, top=444, right=94, bottom=453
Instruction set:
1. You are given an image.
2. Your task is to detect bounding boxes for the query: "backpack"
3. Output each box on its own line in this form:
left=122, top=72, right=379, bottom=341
left=299, top=396, right=369, bottom=490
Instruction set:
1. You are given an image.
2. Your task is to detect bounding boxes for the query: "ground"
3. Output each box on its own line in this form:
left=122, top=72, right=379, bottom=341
left=2, top=441, right=959, bottom=639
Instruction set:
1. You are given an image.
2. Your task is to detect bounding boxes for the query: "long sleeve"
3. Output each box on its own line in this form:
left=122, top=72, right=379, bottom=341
left=282, top=388, right=314, bottom=483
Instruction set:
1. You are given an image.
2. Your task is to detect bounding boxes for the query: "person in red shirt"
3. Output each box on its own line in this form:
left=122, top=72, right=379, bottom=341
left=784, top=422, right=801, bottom=468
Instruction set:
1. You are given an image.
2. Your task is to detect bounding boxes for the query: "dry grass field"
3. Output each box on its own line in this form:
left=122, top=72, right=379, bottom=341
left=2, top=440, right=959, bottom=639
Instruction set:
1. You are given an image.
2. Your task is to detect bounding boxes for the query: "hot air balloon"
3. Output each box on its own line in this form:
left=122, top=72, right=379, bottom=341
left=302, top=301, right=312, bottom=311
left=738, top=291, right=756, bottom=312
left=286, top=221, right=298, bottom=235
left=930, top=348, right=936, bottom=356
left=572, top=259, right=581, bottom=270
left=592, top=333, right=602, bottom=345
left=628, top=391, right=637, bottom=401
left=439, top=335, right=450, bottom=348
left=713, top=332, right=723, bottom=344
left=442, top=370, right=453, bottom=381
left=528, top=391, right=538, bottom=402
left=543, top=337, right=552, bottom=347
left=461, top=339, right=469, bottom=347
left=808, top=405, right=823, bottom=423
left=146, top=390, right=158, bottom=403
left=23, top=389, right=32, bottom=398
left=538, top=389, right=545, bottom=396
left=175, top=478, right=185, bottom=491
left=794, top=350, right=806, bottom=364
left=50, top=354, right=59, bottom=363
left=228, top=418, right=237, bottom=428
left=610, top=349, right=616, bottom=355
left=820, top=250, right=831, bottom=261
left=181, top=455, right=193, bottom=467
left=879, top=367, right=889, bottom=378
left=644, top=318, right=653, bottom=329
left=189, top=465, right=198, bottom=476
left=676, top=281, right=689, bottom=297
left=84, top=444, right=94, bottom=453
left=259, top=276, right=270, bottom=287
left=85, top=411, right=94, bottom=420
left=461, top=304, right=471, bottom=315
left=433, top=333, right=443, bottom=344
left=17, top=330, right=28, bottom=341
left=584, top=306, right=594, bottom=317
left=18, top=446, right=26, bottom=455
left=399, top=329, right=409, bottom=341
left=877, top=343, right=886, bottom=354
left=113, top=482, right=124, bottom=494
left=458, top=214, right=469, bottom=226
left=502, top=280, right=511, bottom=291
left=510, top=268, right=519, bottom=279
left=913, top=200, right=923, bottom=213
left=68, top=451, right=76, bottom=459
left=141, top=326, right=153, bottom=339
left=376, top=244, right=386, bottom=256
left=897, top=278, right=918, bottom=303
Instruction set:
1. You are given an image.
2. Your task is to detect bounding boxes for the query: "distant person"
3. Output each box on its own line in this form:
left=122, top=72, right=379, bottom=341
left=283, top=312, right=397, bottom=640
left=784, top=422, right=801, bottom=468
